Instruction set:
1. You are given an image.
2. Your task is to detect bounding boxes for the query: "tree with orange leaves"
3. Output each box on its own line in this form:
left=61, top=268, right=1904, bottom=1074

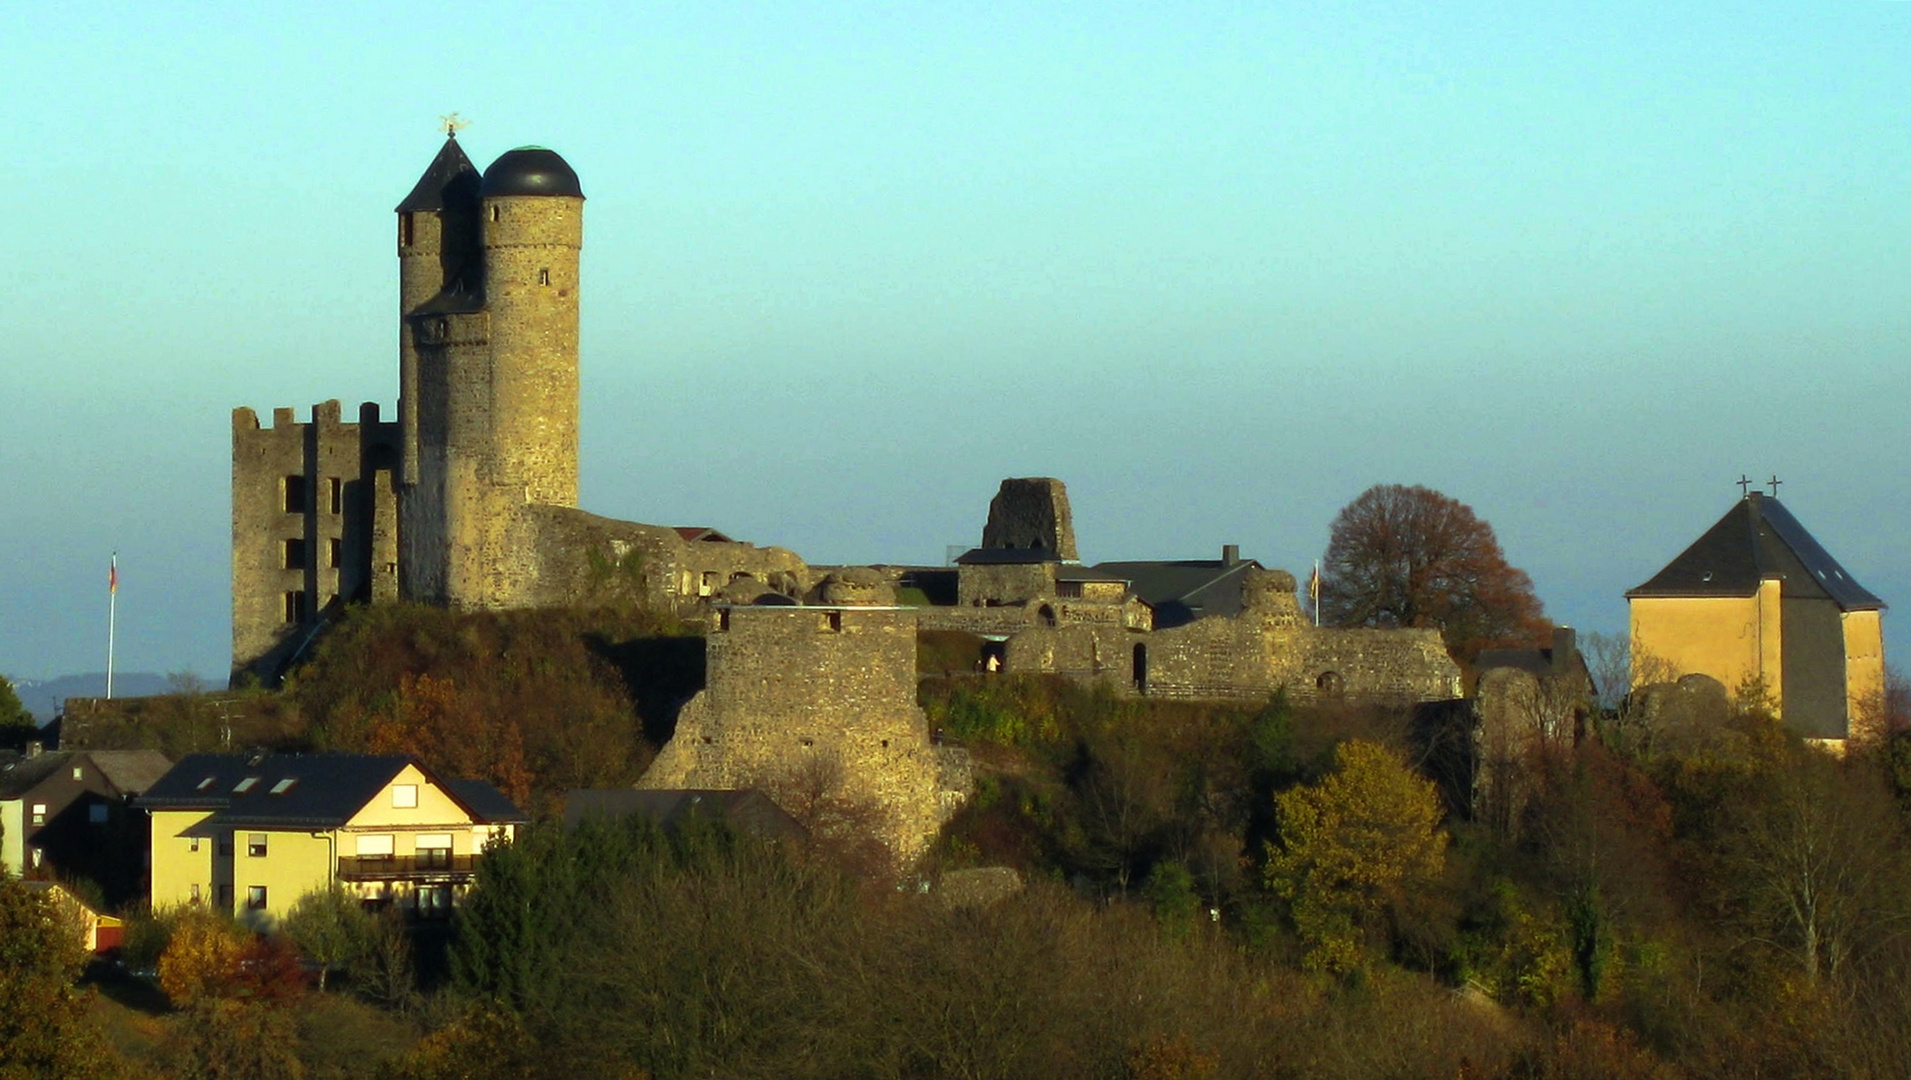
left=1318, top=484, right=1549, bottom=663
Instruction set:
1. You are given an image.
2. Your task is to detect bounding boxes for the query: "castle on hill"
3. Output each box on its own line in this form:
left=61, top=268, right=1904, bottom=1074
left=231, top=137, right=804, bottom=682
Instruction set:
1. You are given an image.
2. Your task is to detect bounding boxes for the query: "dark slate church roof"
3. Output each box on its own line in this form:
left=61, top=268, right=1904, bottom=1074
left=1627, top=493, right=1884, bottom=611
left=395, top=136, right=479, bottom=213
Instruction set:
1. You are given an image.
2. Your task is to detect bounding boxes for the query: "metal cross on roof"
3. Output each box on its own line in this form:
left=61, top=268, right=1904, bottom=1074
left=1738, top=475, right=1753, bottom=497
left=439, top=113, right=469, bottom=138
left=1767, top=475, right=1783, bottom=498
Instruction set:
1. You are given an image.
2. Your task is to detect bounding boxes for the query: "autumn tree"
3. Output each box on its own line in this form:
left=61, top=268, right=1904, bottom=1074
left=0, top=876, right=117, bottom=1079
left=1318, top=484, right=1549, bottom=662
left=1265, top=739, right=1448, bottom=974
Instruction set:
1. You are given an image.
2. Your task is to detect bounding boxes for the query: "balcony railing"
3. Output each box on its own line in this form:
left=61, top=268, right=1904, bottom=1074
left=335, top=854, right=476, bottom=880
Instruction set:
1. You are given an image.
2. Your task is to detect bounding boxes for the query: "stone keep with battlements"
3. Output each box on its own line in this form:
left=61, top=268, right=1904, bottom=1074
left=231, top=138, right=805, bottom=682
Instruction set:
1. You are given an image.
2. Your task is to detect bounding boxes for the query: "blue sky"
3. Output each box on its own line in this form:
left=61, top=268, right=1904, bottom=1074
left=1, top=2, right=1905, bottom=682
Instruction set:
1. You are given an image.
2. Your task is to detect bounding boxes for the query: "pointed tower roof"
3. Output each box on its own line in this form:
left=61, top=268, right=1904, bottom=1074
left=1627, top=492, right=1884, bottom=611
left=396, top=136, right=480, bottom=213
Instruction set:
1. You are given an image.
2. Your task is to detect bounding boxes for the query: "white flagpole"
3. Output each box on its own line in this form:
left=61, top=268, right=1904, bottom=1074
left=1312, top=559, right=1320, bottom=628
left=107, top=553, right=118, bottom=700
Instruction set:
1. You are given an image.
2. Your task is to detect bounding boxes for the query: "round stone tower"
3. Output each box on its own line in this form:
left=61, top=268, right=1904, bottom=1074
left=478, top=146, right=584, bottom=509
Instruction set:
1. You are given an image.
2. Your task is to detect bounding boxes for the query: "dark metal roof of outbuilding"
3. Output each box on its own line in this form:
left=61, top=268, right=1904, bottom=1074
left=395, top=136, right=480, bottom=213
left=1626, top=493, right=1884, bottom=611
left=954, top=548, right=1062, bottom=566
left=481, top=146, right=584, bottom=199
left=1087, top=558, right=1262, bottom=628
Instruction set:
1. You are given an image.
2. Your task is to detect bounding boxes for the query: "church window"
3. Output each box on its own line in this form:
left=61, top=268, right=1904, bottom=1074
left=284, top=591, right=308, bottom=623
left=699, top=571, right=718, bottom=597
left=282, top=538, right=306, bottom=569
left=490, top=205, right=500, bottom=223
left=538, top=268, right=550, bottom=286
left=283, top=475, right=306, bottom=514
left=1057, top=581, right=1083, bottom=599
left=400, top=212, right=414, bottom=246
left=328, top=477, right=342, bottom=514
left=329, top=538, right=341, bottom=568
left=716, top=610, right=731, bottom=632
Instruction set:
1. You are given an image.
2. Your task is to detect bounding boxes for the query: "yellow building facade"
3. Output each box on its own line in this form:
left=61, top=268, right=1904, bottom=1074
left=1628, top=492, right=1887, bottom=740
left=141, top=754, right=523, bottom=929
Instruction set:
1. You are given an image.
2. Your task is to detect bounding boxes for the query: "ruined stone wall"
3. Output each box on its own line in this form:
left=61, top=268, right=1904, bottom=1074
left=639, top=605, right=968, bottom=860
left=995, top=568, right=1463, bottom=706
left=520, top=505, right=810, bottom=613
left=956, top=562, right=1057, bottom=607
left=231, top=401, right=400, bottom=681
left=1004, top=623, right=1140, bottom=687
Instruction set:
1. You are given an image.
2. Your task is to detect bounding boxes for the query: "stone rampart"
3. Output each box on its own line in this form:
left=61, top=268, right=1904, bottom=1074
left=639, top=605, right=968, bottom=860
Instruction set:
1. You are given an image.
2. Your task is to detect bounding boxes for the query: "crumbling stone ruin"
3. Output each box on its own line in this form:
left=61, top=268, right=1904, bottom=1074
left=638, top=601, right=971, bottom=861
left=980, top=477, right=1078, bottom=559
left=910, top=479, right=1463, bottom=706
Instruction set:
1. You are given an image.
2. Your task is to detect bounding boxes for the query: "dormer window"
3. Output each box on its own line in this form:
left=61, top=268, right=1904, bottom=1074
left=233, top=777, right=260, bottom=794
left=269, top=778, right=297, bottom=795
left=196, top=776, right=217, bottom=791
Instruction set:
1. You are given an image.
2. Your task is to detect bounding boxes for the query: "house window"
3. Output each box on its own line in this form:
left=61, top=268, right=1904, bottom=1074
left=328, top=477, right=342, bottom=514
left=72, top=766, right=83, bottom=780
left=284, top=591, right=308, bottom=623
left=283, top=475, right=306, bottom=514
left=282, top=538, right=306, bottom=569
left=357, top=834, right=394, bottom=860
left=30, top=803, right=46, bottom=826
left=699, top=571, right=718, bottom=597
left=417, top=834, right=452, bottom=869
left=247, top=833, right=268, bottom=858
left=190, top=837, right=201, bottom=853
left=89, top=803, right=109, bottom=824
left=247, top=886, right=267, bottom=911
left=328, top=538, right=341, bottom=569
left=392, top=784, right=418, bottom=809
left=1057, top=581, right=1084, bottom=599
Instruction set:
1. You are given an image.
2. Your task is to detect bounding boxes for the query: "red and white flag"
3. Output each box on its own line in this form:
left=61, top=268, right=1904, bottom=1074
left=109, top=555, right=118, bottom=595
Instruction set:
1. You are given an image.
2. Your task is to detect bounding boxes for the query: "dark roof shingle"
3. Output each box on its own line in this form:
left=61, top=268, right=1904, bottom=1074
left=1627, top=494, right=1884, bottom=611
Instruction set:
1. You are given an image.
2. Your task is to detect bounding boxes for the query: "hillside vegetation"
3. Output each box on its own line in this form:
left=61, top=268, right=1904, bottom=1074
left=34, top=605, right=1911, bottom=1077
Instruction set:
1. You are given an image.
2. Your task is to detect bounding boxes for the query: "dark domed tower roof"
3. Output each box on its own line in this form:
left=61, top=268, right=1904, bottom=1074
left=480, top=146, right=584, bottom=199
left=396, top=136, right=480, bottom=213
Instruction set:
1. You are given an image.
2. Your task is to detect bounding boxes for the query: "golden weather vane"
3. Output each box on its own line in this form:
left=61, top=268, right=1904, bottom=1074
left=440, top=113, right=470, bottom=138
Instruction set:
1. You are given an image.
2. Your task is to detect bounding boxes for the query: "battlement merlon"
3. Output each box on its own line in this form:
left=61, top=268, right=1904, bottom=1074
left=232, top=400, right=394, bottom=434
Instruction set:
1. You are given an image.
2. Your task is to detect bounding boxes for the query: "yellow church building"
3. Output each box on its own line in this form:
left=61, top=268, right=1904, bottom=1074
left=139, top=753, right=524, bottom=928
left=1627, top=490, right=1886, bottom=740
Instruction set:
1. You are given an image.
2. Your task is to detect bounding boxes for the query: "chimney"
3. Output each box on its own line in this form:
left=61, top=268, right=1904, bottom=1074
left=1222, top=544, right=1240, bottom=567
left=1551, top=627, right=1576, bottom=676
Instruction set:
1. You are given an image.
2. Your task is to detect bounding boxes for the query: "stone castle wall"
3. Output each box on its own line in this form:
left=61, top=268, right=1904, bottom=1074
left=639, top=605, right=970, bottom=860
left=231, top=401, right=400, bottom=682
